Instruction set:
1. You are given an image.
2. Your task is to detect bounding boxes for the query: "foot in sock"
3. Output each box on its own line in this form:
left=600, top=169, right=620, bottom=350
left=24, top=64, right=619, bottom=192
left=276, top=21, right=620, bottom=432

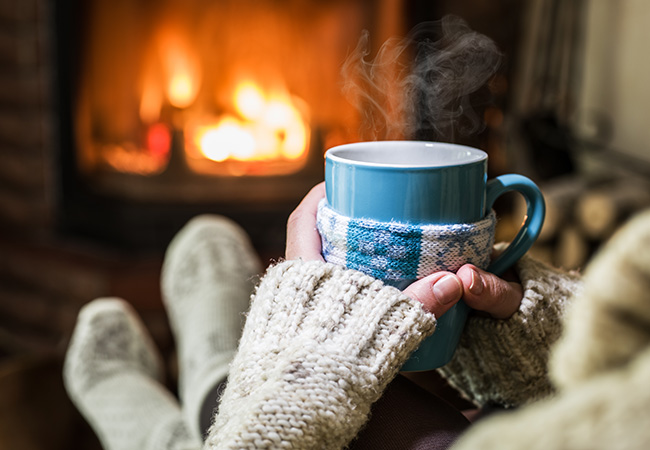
left=161, top=215, right=262, bottom=438
left=63, top=298, right=201, bottom=450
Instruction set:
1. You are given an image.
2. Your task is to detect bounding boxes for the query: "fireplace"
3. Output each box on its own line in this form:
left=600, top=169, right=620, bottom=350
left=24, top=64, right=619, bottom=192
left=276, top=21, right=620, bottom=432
left=53, top=0, right=404, bottom=252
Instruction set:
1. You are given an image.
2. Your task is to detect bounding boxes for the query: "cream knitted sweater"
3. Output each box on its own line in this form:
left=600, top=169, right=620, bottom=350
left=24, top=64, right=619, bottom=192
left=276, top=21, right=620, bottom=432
left=451, top=209, right=650, bottom=450
left=205, top=261, right=438, bottom=449
left=206, top=209, right=650, bottom=449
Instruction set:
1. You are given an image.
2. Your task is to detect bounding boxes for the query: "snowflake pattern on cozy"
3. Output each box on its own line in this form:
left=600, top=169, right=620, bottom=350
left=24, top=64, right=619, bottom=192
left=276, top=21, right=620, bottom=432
left=317, top=199, right=497, bottom=283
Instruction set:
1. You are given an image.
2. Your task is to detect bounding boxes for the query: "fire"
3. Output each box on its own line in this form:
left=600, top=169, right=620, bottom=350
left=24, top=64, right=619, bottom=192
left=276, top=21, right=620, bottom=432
left=169, top=73, right=196, bottom=109
left=187, top=81, right=310, bottom=174
left=139, top=78, right=163, bottom=124
left=198, top=117, right=256, bottom=162
left=161, top=32, right=201, bottom=109
left=99, top=25, right=310, bottom=177
left=234, top=82, right=266, bottom=121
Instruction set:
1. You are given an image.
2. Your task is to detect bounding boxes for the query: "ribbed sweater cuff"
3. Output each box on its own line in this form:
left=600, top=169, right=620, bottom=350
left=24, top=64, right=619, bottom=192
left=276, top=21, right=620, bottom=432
left=437, top=254, right=583, bottom=408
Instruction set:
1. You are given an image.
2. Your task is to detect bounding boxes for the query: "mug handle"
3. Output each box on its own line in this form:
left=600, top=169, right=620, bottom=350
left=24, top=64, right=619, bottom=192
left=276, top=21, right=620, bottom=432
left=485, top=174, right=546, bottom=276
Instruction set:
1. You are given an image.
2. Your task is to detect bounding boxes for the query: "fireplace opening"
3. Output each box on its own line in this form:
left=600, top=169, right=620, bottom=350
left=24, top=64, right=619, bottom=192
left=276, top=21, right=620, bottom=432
left=53, top=0, right=395, bottom=254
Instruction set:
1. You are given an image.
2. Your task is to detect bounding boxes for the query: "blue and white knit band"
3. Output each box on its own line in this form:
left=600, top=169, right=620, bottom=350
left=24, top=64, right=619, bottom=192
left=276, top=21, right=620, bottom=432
left=317, top=199, right=497, bottom=283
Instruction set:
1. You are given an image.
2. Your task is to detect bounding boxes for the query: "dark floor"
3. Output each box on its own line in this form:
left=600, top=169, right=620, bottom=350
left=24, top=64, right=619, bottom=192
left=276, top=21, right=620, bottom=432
left=0, top=356, right=102, bottom=450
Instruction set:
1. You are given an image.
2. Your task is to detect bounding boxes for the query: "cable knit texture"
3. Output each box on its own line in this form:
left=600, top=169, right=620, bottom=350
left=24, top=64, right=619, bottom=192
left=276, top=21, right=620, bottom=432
left=205, top=260, right=437, bottom=449
left=437, top=254, right=582, bottom=408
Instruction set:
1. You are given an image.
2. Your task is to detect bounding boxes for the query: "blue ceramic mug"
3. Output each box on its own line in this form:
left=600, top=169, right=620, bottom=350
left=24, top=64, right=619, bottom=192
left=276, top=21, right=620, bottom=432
left=322, top=141, right=545, bottom=371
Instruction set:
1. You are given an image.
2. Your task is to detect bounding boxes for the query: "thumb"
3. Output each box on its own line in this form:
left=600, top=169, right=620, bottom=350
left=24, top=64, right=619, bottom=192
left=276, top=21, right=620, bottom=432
left=456, top=264, right=523, bottom=319
left=403, top=272, right=463, bottom=317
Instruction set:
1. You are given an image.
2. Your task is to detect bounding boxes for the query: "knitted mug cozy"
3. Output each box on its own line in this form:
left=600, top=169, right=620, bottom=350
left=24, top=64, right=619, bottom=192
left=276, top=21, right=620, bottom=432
left=317, top=199, right=497, bottom=283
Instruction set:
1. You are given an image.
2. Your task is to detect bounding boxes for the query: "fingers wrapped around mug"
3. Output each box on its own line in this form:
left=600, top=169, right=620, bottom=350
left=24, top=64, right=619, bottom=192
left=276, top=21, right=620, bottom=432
left=285, top=182, right=326, bottom=262
left=403, top=272, right=464, bottom=316
left=456, top=264, right=524, bottom=319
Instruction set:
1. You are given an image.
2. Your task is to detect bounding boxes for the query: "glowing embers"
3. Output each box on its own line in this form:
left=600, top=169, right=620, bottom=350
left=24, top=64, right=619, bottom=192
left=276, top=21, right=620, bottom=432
left=185, top=82, right=310, bottom=176
left=98, top=123, right=172, bottom=176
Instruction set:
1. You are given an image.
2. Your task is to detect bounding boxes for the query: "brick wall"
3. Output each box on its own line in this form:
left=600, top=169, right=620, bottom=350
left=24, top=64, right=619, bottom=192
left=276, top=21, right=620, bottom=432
left=0, top=0, right=171, bottom=359
left=0, top=0, right=55, bottom=235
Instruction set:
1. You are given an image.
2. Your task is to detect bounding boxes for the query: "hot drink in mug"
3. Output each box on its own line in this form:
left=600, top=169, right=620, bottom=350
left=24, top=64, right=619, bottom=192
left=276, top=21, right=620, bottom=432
left=317, top=140, right=545, bottom=371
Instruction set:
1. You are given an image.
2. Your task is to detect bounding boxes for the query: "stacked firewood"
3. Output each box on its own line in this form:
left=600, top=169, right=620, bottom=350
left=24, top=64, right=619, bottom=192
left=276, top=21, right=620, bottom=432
left=506, top=175, right=650, bottom=270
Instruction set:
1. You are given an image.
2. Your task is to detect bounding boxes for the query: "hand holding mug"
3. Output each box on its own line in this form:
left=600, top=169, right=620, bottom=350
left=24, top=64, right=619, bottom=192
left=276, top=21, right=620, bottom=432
left=286, top=182, right=524, bottom=320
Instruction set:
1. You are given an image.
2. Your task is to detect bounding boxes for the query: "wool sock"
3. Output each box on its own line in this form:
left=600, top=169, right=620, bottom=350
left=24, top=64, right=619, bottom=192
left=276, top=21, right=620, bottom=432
left=161, top=215, right=262, bottom=439
left=63, top=298, right=200, bottom=450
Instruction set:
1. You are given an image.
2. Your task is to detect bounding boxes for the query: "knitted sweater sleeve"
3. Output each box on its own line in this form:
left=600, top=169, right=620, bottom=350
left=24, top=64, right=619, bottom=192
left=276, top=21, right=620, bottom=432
left=204, top=259, right=437, bottom=450
left=437, top=254, right=583, bottom=408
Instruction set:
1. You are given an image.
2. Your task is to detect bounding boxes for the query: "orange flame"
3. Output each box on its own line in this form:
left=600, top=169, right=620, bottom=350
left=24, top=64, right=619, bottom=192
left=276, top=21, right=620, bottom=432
left=139, top=77, right=163, bottom=123
left=190, top=81, right=309, bottom=171
left=160, top=31, right=201, bottom=109
left=197, top=116, right=256, bottom=162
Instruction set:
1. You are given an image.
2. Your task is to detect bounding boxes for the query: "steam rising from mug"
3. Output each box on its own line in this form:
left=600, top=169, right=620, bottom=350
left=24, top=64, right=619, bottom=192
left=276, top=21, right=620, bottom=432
left=341, top=16, right=502, bottom=141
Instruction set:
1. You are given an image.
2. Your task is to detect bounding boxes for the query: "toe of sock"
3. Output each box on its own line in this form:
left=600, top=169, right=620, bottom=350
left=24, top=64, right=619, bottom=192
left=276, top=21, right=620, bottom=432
left=64, top=297, right=164, bottom=398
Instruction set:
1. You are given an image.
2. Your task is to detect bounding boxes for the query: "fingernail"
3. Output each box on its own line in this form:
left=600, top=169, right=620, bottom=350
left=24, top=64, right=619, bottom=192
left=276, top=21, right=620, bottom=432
left=469, top=268, right=484, bottom=296
left=433, top=275, right=462, bottom=305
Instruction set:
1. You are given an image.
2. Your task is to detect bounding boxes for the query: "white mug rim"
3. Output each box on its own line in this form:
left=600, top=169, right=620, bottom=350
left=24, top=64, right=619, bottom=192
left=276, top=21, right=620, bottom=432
left=326, top=140, right=487, bottom=168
